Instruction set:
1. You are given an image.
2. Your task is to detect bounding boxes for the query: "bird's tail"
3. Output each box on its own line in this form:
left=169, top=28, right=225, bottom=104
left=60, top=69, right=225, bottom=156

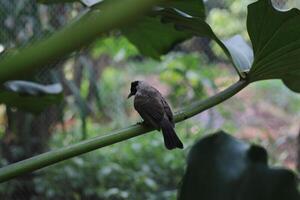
left=161, top=118, right=183, bottom=150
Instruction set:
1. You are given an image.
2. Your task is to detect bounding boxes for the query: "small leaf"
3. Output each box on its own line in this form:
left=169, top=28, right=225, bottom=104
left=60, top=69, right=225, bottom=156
left=0, top=81, right=63, bottom=113
left=222, top=35, right=253, bottom=73
left=247, top=0, right=300, bottom=90
left=81, top=0, right=103, bottom=7
left=3, top=81, right=62, bottom=96
left=160, top=0, right=205, bottom=18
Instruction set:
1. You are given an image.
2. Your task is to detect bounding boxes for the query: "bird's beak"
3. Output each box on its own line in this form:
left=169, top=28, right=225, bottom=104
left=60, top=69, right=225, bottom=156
left=127, top=93, right=133, bottom=99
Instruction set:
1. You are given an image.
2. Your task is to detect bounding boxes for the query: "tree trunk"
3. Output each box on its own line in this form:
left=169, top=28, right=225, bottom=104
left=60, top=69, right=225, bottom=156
left=1, top=105, right=61, bottom=199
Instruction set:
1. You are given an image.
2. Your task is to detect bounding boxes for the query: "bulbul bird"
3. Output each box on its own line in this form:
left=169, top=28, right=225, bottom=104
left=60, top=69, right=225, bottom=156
left=128, top=81, right=183, bottom=150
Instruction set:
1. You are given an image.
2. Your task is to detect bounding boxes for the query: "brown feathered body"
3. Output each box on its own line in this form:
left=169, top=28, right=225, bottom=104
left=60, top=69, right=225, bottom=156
left=131, top=81, right=183, bottom=150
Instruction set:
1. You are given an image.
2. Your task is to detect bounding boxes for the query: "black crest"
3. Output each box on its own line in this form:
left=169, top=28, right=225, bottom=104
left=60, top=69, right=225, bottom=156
left=130, top=81, right=139, bottom=95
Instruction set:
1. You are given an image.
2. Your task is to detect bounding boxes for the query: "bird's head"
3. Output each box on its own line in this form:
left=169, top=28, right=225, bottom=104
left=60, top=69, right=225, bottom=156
left=127, top=80, right=140, bottom=98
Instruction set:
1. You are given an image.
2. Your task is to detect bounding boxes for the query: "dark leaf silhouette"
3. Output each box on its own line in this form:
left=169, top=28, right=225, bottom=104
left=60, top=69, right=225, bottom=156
left=178, top=131, right=300, bottom=200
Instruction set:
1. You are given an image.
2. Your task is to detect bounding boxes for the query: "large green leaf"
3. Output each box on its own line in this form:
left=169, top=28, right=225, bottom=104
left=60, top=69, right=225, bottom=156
left=178, top=131, right=300, bottom=200
left=122, top=0, right=205, bottom=59
left=0, top=81, right=63, bottom=113
left=123, top=17, right=189, bottom=59
left=247, top=0, right=300, bottom=92
left=282, top=72, right=300, bottom=93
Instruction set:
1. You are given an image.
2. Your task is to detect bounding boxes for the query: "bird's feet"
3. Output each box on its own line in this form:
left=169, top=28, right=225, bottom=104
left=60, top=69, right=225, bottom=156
left=136, top=120, right=145, bottom=125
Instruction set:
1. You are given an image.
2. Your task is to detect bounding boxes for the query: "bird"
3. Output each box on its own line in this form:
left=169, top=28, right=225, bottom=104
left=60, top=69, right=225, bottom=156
left=128, top=80, right=183, bottom=150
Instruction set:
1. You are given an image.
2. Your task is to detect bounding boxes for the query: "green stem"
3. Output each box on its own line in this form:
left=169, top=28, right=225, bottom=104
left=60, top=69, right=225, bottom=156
left=0, top=0, right=162, bottom=83
left=0, top=79, right=248, bottom=183
left=174, top=79, right=248, bottom=122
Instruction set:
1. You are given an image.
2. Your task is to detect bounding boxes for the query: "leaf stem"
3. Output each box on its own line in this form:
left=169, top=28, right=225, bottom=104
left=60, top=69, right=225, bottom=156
left=0, top=79, right=248, bottom=182
left=0, top=0, right=163, bottom=83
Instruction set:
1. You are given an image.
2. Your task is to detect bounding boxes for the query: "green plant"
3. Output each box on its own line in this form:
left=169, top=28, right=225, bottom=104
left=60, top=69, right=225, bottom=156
left=32, top=130, right=188, bottom=199
left=0, top=0, right=299, bottom=195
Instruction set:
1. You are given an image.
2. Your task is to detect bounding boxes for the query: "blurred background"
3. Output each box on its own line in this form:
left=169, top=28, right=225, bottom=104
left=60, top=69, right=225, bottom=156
left=0, top=0, right=299, bottom=199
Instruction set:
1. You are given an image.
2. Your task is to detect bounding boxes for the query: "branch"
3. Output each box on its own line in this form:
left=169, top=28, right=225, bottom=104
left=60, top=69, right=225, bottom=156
left=0, top=0, right=163, bottom=83
left=0, top=79, right=249, bottom=182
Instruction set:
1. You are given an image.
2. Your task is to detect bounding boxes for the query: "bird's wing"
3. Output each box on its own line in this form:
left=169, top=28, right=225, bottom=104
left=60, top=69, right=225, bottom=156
left=134, top=93, right=164, bottom=130
left=161, top=96, right=174, bottom=125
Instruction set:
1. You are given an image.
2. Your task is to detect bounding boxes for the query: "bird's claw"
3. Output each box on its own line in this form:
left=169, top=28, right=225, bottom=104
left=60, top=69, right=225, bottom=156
left=136, top=121, right=144, bottom=125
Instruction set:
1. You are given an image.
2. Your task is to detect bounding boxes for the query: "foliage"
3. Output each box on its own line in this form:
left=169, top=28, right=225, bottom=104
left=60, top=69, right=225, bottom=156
left=98, top=67, right=129, bottom=125
left=159, top=53, right=209, bottom=105
left=126, top=0, right=300, bottom=91
left=207, top=0, right=252, bottom=39
left=0, top=0, right=300, bottom=199
left=179, top=131, right=300, bottom=200
left=30, top=123, right=199, bottom=200
left=91, top=36, right=139, bottom=61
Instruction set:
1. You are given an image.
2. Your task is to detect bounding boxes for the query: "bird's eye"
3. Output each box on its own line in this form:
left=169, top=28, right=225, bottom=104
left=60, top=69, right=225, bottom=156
left=131, top=88, right=137, bottom=94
